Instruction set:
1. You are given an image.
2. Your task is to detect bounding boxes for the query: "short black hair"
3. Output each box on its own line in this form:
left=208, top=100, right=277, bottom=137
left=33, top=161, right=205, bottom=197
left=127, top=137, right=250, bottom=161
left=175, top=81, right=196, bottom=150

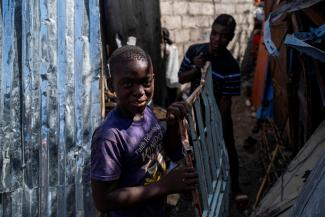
left=212, top=14, right=236, bottom=34
left=109, top=45, right=152, bottom=77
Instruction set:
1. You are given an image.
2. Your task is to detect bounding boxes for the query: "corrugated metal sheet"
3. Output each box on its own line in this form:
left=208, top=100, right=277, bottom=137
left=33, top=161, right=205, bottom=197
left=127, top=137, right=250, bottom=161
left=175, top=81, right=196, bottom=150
left=0, top=0, right=102, bottom=216
left=290, top=152, right=325, bottom=217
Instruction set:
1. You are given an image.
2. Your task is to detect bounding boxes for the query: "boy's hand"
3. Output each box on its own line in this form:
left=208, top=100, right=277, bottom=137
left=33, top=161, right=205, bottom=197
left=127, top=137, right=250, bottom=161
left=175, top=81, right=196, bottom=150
left=166, top=101, right=188, bottom=125
left=158, top=166, right=199, bottom=194
left=193, top=52, right=206, bottom=69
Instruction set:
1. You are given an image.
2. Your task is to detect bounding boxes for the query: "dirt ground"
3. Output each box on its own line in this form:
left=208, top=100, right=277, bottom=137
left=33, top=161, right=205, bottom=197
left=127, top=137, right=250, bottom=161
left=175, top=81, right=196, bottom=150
left=231, top=95, right=264, bottom=216
left=167, top=95, right=265, bottom=217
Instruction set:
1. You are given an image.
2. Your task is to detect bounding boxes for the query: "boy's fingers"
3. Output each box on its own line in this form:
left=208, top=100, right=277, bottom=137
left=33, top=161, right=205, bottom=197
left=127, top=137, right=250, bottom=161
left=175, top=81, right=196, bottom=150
left=166, top=113, right=176, bottom=121
left=186, top=178, right=199, bottom=186
left=174, top=104, right=187, bottom=118
left=183, top=166, right=196, bottom=173
left=186, top=172, right=198, bottom=178
left=167, top=107, right=180, bottom=119
left=167, top=103, right=188, bottom=120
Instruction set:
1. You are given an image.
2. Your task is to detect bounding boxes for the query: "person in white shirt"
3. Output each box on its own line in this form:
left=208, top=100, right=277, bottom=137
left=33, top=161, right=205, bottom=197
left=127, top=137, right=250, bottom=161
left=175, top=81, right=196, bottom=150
left=161, top=27, right=180, bottom=106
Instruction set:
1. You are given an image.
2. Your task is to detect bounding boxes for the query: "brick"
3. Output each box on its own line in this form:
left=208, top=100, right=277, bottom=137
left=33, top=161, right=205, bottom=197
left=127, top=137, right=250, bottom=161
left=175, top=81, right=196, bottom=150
left=160, top=1, right=173, bottom=15
left=161, top=16, right=182, bottom=30
left=174, top=29, right=190, bottom=43
left=173, top=1, right=188, bottom=15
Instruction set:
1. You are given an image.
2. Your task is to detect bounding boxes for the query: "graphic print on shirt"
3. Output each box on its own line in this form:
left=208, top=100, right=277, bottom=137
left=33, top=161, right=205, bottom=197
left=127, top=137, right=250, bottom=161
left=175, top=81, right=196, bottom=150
left=135, top=123, right=167, bottom=186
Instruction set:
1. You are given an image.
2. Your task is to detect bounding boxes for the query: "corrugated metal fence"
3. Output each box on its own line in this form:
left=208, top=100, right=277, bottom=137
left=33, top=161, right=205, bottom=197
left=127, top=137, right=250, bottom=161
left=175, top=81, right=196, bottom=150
left=0, top=0, right=102, bottom=216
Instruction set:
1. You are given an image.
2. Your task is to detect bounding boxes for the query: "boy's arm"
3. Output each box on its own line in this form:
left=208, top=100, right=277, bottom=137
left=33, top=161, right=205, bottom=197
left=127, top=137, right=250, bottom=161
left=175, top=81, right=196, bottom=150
left=178, top=67, right=201, bottom=84
left=178, top=52, right=206, bottom=84
left=92, top=166, right=198, bottom=213
left=163, top=102, right=188, bottom=159
left=91, top=179, right=164, bottom=212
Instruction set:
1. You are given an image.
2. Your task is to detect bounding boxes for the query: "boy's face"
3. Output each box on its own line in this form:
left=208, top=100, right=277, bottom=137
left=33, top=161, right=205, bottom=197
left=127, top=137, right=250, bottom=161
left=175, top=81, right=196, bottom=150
left=209, top=24, right=233, bottom=55
left=111, top=60, right=154, bottom=117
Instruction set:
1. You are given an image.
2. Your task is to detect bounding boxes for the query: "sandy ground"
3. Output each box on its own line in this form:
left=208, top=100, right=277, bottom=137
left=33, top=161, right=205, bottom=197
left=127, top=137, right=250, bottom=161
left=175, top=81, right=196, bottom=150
left=167, top=95, right=265, bottom=217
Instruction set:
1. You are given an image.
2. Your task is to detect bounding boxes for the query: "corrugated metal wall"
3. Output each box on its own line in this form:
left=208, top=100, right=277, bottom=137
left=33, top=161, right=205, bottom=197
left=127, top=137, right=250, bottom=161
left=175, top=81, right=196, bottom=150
left=0, top=0, right=102, bottom=216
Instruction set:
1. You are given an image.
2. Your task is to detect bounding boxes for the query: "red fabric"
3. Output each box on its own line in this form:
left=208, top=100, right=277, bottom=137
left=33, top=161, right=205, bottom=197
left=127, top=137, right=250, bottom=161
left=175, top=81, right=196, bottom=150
left=251, top=35, right=269, bottom=108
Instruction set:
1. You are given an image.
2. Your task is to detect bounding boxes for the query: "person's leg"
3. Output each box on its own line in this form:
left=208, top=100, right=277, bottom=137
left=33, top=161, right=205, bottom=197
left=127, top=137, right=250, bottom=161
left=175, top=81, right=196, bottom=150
left=218, top=96, right=249, bottom=209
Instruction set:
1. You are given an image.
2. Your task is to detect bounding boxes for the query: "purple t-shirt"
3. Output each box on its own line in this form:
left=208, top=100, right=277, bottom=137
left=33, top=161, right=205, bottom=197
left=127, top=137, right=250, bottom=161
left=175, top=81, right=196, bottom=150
left=91, top=106, right=167, bottom=217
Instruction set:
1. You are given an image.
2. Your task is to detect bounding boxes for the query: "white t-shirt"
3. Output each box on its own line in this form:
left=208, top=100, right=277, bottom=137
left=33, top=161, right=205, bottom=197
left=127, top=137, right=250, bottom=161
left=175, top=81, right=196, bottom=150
left=165, top=44, right=180, bottom=88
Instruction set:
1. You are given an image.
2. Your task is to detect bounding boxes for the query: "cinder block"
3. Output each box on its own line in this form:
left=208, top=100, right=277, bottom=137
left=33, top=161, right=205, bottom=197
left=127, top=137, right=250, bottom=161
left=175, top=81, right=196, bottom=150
left=190, top=28, right=210, bottom=41
left=182, top=16, right=197, bottom=28
left=175, top=43, right=184, bottom=59
left=221, top=0, right=238, bottom=3
left=175, top=29, right=190, bottom=43
left=161, top=16, right=182, bottom=30
left=188, top=2, right=202, bottom=15
left=214, top=4, right=236, bottom=15
left=201, top=3, right=214, bottom=15
left=183, top=43, right=192, bottom=56
left=235, top=3, right=251, bottom=14
left=160, top=1, right=173, bottom=15
left=190, top=29, right=202, bottom=41
left=169, top=29, right=177, bottom=42
left=196, top=16, right=212, bottom=28
left=197, top=0, right=216, bottom=2
left=173, top=1, right=188, bottom=15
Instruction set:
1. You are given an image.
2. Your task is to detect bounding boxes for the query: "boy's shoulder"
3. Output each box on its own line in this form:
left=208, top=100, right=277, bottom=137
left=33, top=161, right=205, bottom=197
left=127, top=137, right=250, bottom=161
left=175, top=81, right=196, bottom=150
left=92, top=109, right=128, bottom=140
left=187, top=43, right=209, bottom=54
left=94, top=106, right=157, bottom=139
left=219, top=49, right=239, bottom=70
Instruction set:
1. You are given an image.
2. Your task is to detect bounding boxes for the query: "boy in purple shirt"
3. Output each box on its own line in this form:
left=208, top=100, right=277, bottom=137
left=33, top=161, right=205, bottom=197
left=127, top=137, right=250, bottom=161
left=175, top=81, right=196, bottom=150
left=91, top=45, right=198, bottom=217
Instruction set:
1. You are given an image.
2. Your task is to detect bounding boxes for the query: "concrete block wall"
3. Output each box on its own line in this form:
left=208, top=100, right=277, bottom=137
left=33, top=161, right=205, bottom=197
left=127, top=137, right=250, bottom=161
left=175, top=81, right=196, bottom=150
left=160, top=0, right=255, bottom=63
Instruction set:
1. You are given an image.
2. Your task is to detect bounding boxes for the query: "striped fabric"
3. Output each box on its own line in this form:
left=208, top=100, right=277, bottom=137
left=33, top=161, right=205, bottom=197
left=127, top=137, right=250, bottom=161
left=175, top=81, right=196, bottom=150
left=179, top=43, right=241, bottom=96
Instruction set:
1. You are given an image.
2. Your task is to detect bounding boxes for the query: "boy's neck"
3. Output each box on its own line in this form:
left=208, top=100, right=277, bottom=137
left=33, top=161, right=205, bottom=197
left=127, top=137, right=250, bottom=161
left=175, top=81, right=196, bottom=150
left=208, top=46, right=227, bottom=57
left=116, top=106, right=145, bottom=121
